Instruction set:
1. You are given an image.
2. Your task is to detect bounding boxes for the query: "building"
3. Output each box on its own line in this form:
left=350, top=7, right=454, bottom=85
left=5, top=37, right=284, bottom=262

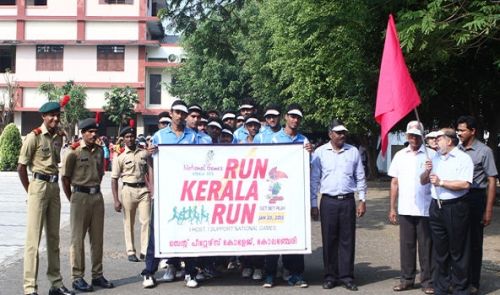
left=0, top=0, right=182, bottom=137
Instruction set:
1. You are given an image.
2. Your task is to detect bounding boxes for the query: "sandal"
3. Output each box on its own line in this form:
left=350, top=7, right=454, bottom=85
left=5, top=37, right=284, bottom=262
left=422, top=287, right=435, bottom=294
left=393, top=283, right=414, bottom=291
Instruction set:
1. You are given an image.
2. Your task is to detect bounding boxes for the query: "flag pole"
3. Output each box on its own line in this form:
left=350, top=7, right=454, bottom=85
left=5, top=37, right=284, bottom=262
left=413, top=108, right=441, bottom=208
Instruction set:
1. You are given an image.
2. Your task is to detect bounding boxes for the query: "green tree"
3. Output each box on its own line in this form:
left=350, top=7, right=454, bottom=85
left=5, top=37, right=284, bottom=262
left=0, top=123, right=22, bottom=171
left=103, top=86, right=139, bottom=135
left=38, top=81, right=89, bottom=138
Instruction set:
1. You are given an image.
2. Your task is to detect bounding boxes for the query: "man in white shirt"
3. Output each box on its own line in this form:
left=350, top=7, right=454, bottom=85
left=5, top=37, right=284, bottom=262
left=388, top=121, right=435, bottom=294
left=421, top=128, right=473, bottom=295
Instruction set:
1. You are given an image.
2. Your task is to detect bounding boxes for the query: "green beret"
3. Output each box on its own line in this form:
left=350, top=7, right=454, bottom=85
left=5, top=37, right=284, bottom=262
left=78, top=118, right=98, bottom=131
left=39, top=102, right=60, bottom=114
left=119, top=126, right=135, bottom=137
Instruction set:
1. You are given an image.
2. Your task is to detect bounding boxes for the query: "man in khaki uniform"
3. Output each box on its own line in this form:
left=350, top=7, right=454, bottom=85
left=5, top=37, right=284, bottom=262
left=17, top=101, right=74, bottom=295
left=111, top=126, right=151, bottom=262
left=61, top=118, right=113, bottom=292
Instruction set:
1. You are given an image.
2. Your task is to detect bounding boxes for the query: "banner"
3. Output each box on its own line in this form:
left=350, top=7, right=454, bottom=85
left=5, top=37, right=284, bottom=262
left=153, top=143, right=311, bottom=257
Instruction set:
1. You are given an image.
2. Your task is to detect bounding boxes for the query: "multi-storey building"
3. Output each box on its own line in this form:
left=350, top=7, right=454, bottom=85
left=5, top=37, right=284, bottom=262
left=0, top=0, right=182, bottom=136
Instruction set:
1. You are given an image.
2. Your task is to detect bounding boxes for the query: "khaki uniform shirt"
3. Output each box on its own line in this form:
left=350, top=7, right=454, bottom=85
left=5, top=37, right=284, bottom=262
left=18, top=124, right=63, bottom=175
left=62, top=140, right=103, bottom=186
left=111, top=146, right=148, bottom=183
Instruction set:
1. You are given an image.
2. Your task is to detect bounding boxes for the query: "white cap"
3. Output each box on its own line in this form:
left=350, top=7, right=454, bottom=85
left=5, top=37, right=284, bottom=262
left=222, top=113, right=236, bottom=121
left=207, top=121, right=222, bottom=129
left=238, top=104, right=254, bottom=110
left=287, top=109, right=303, bottom=117
left=406, top=120, right=423, bottom=136
left=171, top=104, right=188, bottom=113
left=425, top=131, right=438, bottom=138
left=245, top=117, right=260, bottom=125
left=159, top=117, right=171, bottom=123
left=331, top=125, right=348, bottom=132
left=264, top=109, right=280, bottom=117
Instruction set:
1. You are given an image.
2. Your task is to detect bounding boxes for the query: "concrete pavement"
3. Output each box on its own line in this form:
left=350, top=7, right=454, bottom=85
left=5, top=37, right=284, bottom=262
left=0, top=172, right=499, bottom=294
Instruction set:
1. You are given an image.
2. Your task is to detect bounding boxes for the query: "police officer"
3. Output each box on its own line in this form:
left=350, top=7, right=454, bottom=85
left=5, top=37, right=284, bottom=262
left=62, top=118, right=114, bottom=292
left=18, top=101, right=74, bottom=295
left=111, top=126, right=151, bottom=262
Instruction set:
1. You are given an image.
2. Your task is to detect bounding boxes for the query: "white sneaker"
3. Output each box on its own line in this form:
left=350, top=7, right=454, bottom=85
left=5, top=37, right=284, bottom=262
left=282, top=268, right=291, bottom=281
left=242, top=267, right=253, bottom=278
left=175, top=268, right=186, bottom=279
left=142, top=275, right=156, bottom=288
left=159, top=259, right=169, bottom=269
left=185, top=275, right=198, bottom=288
left=162, top=264, right=176, bottom=282
left=252, top=268, right=263, bottom=280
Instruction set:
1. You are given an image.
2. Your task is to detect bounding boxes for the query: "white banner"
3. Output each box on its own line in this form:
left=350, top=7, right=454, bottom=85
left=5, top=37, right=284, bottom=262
left=153, top=143, right=311, bottom=257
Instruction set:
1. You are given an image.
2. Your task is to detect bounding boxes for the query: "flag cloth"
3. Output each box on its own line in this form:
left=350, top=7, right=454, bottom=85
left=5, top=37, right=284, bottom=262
left=375, top=14, right=421, bottom=156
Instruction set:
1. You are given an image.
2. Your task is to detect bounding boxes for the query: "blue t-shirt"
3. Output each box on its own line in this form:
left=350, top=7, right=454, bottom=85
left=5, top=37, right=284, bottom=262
left=254, top=127, right=282, bottom=144
left=151, top=126, right=198, bottom=145
left=270, top=129, right=309, bottom=144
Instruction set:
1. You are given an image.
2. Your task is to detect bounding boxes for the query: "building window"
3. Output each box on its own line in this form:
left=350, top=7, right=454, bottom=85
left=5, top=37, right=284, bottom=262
left=0, top=0, right=16, bottom=5
left=36, top=45, right=63, bottom=71
left=100, top=0, right=133, bottom=4
left=149, top=74, right=162, bottom=104
left=97, top=45, right=125, bottom=71
left=27, top=0, right=47, bottom=5
left=0, top=46, right=15, bottom=73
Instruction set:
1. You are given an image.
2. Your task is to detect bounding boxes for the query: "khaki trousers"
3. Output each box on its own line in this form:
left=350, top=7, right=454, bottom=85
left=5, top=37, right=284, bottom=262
left=24, top=179, right=63, bottom=293
left=70, top=192, right=104, bottom=280
left=121, top=185, right=151, bottom=256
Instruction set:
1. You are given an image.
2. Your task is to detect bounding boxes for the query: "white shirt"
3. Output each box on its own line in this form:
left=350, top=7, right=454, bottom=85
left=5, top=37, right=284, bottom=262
left=388, top=145, right=435, bottom=216
left=431, top=147, right=473, bottom=200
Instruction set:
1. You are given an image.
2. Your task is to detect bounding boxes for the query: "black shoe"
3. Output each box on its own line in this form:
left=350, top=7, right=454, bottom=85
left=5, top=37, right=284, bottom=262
left=72, top=278, right=93, bottom=292
left=128, top=254, right=139, bottom=262
left=139, top=253, right=146, bottom=260
left=25, top=293, right=38, bottom=295
left=343, top=282, right=358, bottom=291
left=49, top=286, right=75, bottom=295
left=322, top=280, right=337, bottom=289
left=92, top=276, right=114, bottom=289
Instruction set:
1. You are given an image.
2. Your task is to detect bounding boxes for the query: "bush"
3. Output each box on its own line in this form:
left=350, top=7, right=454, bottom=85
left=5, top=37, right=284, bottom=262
left=0, top=123, right=22, bottom=171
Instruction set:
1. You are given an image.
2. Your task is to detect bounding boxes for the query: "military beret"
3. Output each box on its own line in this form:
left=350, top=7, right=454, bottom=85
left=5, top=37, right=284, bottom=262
left=39, top=101, right=61, bottom=114
left=119, top=126, right=135, bottom=137
left=78, top=118, right=98, bottom=131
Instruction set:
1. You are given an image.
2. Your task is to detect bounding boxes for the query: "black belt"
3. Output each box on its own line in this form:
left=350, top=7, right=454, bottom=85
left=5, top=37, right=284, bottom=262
left=322, top=193, right=354, bottom=200
left=33, top=172, right=58, bottom=183
left=434, top=195, right=467, bottom=206
left=123, top=182, right=146, bottom=188
left=73, top=185, right=101, bottom=194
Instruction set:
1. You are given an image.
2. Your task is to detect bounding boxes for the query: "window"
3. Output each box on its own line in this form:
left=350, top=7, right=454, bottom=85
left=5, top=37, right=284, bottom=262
left=100, top=0, right=133, bottom=4
left=149, top=74, right=162, bottom=104
left=97, top=45, right=125, bottom=71
left=0, top=46, right=15, bottom=73
left=0, top=0, right=16, bottom=5
left=36, top=45, right=63, bottom=71
left=27, top=0, right=47, bottom=5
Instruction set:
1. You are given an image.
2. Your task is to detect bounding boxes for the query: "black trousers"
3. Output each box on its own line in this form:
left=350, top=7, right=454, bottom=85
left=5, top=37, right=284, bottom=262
left=264, top=254, right=304, bottom=276
left=398, top=215, right=433, bottom=288
left=467, top=189, right=486, bottom=289
left=429, top=199, right=470, bottom=295
left=320, top=196, right=356, bottom=283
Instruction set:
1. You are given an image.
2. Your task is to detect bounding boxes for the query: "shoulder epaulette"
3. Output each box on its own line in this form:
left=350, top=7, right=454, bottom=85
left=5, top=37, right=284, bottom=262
left=71, top=142, right=80, bottom=150
left=32, top=128, right=42, bottom=135
left=119, top=147, right=125, bottom=154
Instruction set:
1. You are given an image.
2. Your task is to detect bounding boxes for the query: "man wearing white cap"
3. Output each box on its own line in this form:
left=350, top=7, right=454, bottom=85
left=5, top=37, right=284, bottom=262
left=421, top=128, right=473, bottom=295
left=310, top=119, right=366, bottom=291
left=157, top=111, right=171, bottom=130
left=254, top=104, right=282, bottom=144
left=222, top=111, right=237, bottom=129
left=233, top=98, right=257, bottom=142
left=425, top=131, right=438, bottom=151
left=388, top=121, right=435, bottom=294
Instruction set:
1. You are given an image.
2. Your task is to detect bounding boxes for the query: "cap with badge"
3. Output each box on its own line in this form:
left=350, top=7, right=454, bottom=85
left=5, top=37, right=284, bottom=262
left=78, top=118, right=98, bottom=132
left=119, top=126, right=135, bottom=137
left=39, top=95, right=71, bottom=114
left=406, top=120, right=424, bottom=136
left=171, top=100, right=188, bottom=113
left=286, top=103, right=303, bottom=118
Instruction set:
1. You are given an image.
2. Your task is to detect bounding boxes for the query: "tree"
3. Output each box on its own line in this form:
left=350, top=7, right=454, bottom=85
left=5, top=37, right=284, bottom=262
left=38, top=81, right=89, bottom=139
left=103, top=86, right=139, bottom=135
left=0, top=70, right=19, bottom=133
left=0, top=123, right=22, bottom=171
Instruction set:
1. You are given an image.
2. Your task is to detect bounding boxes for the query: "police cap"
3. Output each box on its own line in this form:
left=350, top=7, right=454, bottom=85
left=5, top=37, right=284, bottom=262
left=39, top=101, right=61, bottom=114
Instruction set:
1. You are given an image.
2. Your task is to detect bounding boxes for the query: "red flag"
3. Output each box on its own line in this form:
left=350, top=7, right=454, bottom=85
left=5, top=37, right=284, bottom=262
left=375, top=14, right=421, bottom=156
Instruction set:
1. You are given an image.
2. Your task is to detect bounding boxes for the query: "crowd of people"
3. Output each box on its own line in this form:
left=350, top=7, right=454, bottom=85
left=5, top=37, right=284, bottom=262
left=16, top=98, right=498, bottom=295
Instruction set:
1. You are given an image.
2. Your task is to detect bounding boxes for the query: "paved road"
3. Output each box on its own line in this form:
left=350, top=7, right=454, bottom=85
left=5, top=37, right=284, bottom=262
left=1, top=173, right=499, bottom=294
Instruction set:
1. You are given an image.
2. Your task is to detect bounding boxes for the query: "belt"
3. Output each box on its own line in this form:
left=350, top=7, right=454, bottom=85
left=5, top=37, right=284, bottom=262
left=433, top=195, right=467, bottom=206
left=33, top=172, right=58, bottom=183
left=123, top=182, right=146, bottom=188
left=322, top=193, right=354, bottom=200
left=73, top=185, right=101, bottom=194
